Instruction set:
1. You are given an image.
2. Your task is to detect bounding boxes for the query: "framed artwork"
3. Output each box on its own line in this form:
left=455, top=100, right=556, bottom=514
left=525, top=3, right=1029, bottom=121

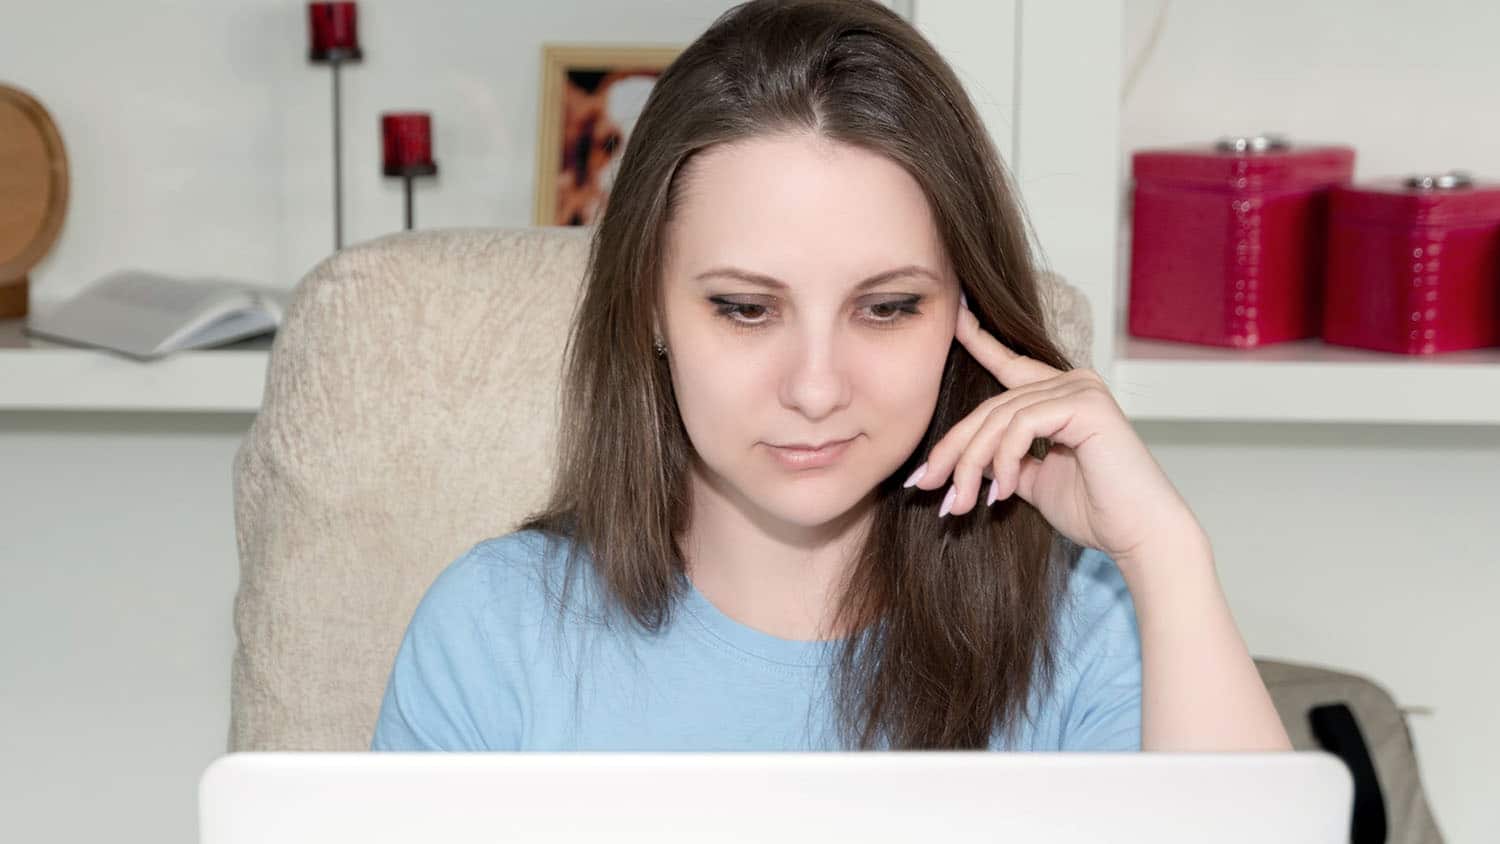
left=534, top=44, right=682, bottom=227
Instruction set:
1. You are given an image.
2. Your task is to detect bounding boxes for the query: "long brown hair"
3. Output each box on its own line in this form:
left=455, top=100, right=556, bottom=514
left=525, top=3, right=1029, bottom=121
left=516, top=0, right=1084, bottom=749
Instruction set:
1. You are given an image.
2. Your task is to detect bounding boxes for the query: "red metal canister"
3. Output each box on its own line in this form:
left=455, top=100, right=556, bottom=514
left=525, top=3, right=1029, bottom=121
left=1128, top=135, right=1355, bottom=348
left=1323, top=171, right=1500, bottom=354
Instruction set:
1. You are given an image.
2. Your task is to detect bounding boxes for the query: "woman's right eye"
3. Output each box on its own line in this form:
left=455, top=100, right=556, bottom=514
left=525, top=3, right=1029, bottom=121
left=714, top=302, right=770, bottom=325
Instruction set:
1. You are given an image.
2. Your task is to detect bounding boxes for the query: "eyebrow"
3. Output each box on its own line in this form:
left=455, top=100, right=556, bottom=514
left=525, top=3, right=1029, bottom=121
left=692, top=264, right=942, bottom=292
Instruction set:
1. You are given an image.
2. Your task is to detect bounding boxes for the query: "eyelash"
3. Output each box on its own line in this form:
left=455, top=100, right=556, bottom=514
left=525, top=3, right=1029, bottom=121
left=709, top=296, right=925, bottom=331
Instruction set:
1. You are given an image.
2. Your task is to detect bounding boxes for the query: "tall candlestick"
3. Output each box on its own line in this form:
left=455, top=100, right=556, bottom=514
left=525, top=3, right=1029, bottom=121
left=308, top=2, right=360, bottom=60
left=307, top=2, right=363, bottom=251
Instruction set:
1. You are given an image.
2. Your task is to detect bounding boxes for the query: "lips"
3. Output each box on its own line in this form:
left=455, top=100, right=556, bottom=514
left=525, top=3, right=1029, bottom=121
left=767, top=436, right=855, bottom=470
left=774, top=438, right=851, bottom=451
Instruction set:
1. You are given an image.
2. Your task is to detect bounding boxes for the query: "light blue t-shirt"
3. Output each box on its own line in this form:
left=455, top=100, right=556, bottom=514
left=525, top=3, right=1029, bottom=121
left=370, top=529, right=1142, bottom=752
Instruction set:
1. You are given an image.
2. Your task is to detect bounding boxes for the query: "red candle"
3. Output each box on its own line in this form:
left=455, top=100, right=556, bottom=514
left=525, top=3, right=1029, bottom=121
left=309, top=2, right=360, bottom=58
left=382, top=113, right=434, bottom=174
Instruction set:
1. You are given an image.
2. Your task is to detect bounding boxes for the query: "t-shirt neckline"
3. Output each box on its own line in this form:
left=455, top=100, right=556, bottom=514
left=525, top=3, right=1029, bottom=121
left=675, top=572, right=843, bottom=670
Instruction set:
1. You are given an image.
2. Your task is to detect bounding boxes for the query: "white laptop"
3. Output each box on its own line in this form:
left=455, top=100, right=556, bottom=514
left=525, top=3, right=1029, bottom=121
left=200, top=751, right=1352, bottom=844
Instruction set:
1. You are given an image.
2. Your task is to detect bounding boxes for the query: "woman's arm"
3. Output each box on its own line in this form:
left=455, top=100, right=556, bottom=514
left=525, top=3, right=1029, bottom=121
left=1116, top=523, right=1292, bottom=752
left=922, top=302, right=1293, bottom=751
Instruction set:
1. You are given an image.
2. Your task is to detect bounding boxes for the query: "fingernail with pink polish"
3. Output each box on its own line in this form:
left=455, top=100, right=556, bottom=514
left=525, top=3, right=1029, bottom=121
left=939, top=484, right=957, bottom=518
left=960, top=291, right=968, bottom=310
left=987, top=478, right=1000, bottom=505
left=903, top=462, right=927, bottom=488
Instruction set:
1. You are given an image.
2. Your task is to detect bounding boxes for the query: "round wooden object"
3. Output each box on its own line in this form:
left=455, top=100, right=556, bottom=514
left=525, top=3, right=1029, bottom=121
left=0, top=84, right=69, bottom=318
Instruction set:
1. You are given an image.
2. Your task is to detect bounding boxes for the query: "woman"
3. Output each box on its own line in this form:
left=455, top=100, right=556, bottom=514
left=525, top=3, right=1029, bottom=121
left=372, top=0, right=1291, bottom=753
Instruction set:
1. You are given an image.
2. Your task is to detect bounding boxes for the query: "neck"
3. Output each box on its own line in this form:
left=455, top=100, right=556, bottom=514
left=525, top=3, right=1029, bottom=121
left=680, top=460, right=875, bottom=642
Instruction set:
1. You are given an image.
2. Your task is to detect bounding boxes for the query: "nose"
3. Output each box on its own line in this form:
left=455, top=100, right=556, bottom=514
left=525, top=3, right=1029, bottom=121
left=776, top=323, right=853, bottom=421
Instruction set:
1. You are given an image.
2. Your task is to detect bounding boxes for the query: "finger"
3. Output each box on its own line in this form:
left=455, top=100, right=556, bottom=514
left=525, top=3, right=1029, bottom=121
left=1012, top=444, right=1070, bottom=503
left=911, top=369, right=1097, bottom=493
left=909, top=377, right=1066, bottom=493
left=940, top=383, right=1084, bottom=517
left=991, top=392, right=1099, bottom=502
left=990, top=402, right=1061, bottom=503
left=955, top=305, right=1062, bottom=389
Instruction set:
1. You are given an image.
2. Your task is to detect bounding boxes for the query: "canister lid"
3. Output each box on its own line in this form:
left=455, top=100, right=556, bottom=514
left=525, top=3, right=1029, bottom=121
left=1132, top=134, right=1355, bottom=191
left=1402, top=170, right=1474, bottom=190
left=1332, top=172, right=1500, bottom=227
left=1213, top=134, right=1292, bottom=154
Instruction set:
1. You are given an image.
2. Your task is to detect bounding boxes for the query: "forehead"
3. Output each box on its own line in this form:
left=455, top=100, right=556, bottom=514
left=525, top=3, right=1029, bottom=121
left=664, top=134, right=948, bottom=288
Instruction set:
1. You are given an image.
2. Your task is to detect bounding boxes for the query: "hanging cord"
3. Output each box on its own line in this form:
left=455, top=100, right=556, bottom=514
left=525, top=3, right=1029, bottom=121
left=1121, top=0, right=1171, bottom=106
left=1117, top=0, right=1172, bottom=228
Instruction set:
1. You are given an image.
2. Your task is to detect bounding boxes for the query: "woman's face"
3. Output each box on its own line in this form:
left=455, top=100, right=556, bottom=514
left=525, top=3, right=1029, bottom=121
left=657, top=132, right=961, bottom=531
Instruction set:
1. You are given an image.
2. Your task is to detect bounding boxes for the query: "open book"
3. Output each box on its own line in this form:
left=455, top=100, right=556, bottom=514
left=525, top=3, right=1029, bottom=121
left=24, top=270, right=293, bottom=360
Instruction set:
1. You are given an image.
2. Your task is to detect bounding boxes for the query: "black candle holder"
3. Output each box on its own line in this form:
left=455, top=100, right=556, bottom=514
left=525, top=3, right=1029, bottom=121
left=309, top=44, right=363, bottom=250
left=383, top=161, right=438, bottom=230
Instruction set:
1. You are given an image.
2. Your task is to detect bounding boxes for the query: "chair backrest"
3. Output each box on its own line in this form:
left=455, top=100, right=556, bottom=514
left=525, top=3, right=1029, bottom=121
left=1254, top=658, right=1444, bottom=844
left=228, top=225, right=1097, bottom=751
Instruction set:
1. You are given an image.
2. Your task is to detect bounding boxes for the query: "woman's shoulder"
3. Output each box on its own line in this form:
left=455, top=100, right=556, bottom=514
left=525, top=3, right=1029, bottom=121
left=466, top=527, right=571, bottom=576
left=1065, top=546, right=1133, bottom=608
left=415, top=528, right=578, bottom=619
left=1018, top=545, right=1143, bottom=752
left=1056, top=545, right=1141, bottom=663
left=466, top=525, right=580, bottom=582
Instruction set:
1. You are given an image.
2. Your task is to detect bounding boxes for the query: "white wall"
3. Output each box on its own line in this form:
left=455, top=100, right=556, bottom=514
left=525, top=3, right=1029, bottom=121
left=1121, top=0, right=1500, bottom=182
left=1121, top=2, right=1500, bottom=840
left=0, top=412, right=251, bottom=843
left=2, top=1, right=1496, bottom=842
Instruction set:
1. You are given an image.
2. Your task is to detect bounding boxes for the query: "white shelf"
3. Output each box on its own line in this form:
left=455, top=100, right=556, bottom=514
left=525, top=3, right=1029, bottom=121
left=0, top=318, right=270, bottom=413
left=1112, top=334, right=1500, bottom=425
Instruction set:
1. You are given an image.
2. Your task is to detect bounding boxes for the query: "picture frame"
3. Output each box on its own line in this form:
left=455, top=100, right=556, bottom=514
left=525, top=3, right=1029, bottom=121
left=534, top=44, right=682, bottom=227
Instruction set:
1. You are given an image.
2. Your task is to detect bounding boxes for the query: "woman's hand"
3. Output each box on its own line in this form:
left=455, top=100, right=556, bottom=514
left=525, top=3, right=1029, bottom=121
left=904, top=296, right=1205, bottom=571
left=906, top=297, right=1292, bottom=753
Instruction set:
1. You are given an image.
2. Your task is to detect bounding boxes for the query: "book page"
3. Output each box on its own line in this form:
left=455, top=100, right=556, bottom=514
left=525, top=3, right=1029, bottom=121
left=93, top=271, right=239, bottom=317
left=23, top=269, right=281, bottom=359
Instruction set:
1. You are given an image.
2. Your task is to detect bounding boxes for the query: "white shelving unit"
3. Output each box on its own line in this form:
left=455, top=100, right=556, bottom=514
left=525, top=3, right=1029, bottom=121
left=1093, top=203, right=1500, bottom=425
left=1112, top=333, right=1500, bottom=425
left=0, top=318, right=269, bottom=413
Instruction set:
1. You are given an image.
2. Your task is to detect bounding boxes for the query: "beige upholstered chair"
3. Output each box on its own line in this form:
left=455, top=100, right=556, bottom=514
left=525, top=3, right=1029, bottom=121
left=228, top=225, right=1096, bottom=753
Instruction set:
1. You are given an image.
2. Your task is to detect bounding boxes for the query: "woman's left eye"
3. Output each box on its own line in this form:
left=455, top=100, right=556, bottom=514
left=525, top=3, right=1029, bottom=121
left=710, top=296, right=924, bottom=329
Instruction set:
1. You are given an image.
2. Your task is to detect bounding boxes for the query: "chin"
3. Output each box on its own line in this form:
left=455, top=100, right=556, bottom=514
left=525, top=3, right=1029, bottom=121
left=755, top=475, right=875, bottom=525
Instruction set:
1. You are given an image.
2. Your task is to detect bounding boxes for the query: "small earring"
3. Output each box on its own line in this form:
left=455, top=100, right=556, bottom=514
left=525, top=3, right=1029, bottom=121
left=653, top=339, right=667, bottom=358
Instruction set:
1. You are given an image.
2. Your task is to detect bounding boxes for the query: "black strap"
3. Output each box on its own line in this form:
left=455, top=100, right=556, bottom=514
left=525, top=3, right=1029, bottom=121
left=1309, top=702, right=1388, bottom=844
